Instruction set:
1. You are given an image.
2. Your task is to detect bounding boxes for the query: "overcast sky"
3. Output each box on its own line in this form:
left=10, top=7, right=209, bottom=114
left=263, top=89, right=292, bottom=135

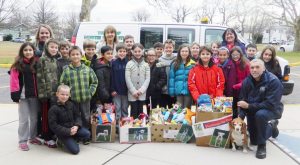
left=22, top=0, right=199, bottom=23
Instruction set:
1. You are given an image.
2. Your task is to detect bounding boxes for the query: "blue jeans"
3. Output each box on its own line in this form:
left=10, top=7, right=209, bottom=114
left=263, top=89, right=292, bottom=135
left=59, top=127, right=90, bottom=154
left=247, top=109, right=277, bottom=145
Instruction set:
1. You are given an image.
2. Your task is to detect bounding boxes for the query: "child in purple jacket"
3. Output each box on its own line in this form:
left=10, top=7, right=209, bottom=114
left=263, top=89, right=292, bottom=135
left=218, top=47, right=237, bottom=97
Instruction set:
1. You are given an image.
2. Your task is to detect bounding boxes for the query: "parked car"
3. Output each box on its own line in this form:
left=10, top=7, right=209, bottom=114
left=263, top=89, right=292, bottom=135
left=12, top=37, right=25, bottom=43
left=279, top=41, right=294, bottom=52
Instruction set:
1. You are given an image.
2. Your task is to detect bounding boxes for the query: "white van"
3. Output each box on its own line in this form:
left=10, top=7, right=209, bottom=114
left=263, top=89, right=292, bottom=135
left=71, top=22, right=293, bottom=95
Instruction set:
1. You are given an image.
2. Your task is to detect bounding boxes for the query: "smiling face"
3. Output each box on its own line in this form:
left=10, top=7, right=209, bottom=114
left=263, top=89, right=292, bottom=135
left=103, top=50, right=113, bottom=62
left=180, top=47, right=190, bottom=61
left=117, top=48, right=127, bottom=60
left=133, top=46, right=143, bottom=60
left=147, top=50, right=157, bottom=64
left=23, top=45, right=34, bottom=60
left=56, top=87, right=70, bottom=103
left=191, top=44, right=200, bottom=59
left=105, top=30, right=116, bottom=42
left=200, top=49, right=212, bottom=65
left=250, top=60, right=265, bottom=81
left=164, top=43, right=174, bottom=56
left=48, top=42, right=58, bottom=56
left=84, top=47, right=96, bottom=59
left=231, top=50, right=241, bottom=62
left=218, top=49, right=229, bottom=64
left=225, top=31, right=235, bottom=43
left=60, top=46, right=70, bottom=58
left=246, top=47, right=257, bottom=58
left=124, top=38, right=134, bottom=49
left=38, top=27, right=51, bottom=42
left=262, top=49, right=273, bottom=63
left=70, top=49, right=82, bottom=66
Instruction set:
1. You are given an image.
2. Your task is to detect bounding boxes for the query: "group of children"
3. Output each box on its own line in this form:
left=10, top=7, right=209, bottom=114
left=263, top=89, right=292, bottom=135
left=10, top=24, right=283, bottom=155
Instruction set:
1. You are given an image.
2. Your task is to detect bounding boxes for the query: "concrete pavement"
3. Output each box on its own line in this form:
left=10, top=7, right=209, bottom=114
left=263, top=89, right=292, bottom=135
left=0, top=104, right=299, bottom=165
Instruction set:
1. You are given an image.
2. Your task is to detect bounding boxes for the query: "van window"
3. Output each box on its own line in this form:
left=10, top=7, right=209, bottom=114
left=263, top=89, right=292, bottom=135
left=205, top=29, right=224, bottom=44
left=140, top=27, right=163, bottom=49
left=167, top=28, right=195, bottom=51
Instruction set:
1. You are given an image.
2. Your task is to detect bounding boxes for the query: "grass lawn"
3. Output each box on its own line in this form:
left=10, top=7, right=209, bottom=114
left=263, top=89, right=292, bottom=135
left=0, top=41, right=22, bottom=64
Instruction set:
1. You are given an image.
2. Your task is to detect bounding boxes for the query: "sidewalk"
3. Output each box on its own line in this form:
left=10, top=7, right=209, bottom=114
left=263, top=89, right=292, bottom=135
left=0, top=104, right=299, bottom=165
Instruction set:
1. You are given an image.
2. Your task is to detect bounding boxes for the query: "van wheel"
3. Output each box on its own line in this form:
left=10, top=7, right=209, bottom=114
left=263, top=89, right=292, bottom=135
left=280, top=47, right=285, bottom=52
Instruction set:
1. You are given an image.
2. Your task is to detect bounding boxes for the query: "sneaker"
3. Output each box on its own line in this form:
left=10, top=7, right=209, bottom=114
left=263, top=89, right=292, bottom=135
left=44, top=140, right=57, bottom=148
left=29, top=137, right=43, bottom=145
left=269, top=119, right=279, bottom=138
left=82, top=139, right=90, bottom=145
left=256, top=144, right=266, bottom=159
left=19, top=143, right=29, bottom=151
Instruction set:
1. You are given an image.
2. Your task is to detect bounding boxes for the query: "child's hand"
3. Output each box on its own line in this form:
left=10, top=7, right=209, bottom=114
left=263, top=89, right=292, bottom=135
left=70, top=126, right=78, bottom=135
left=111, top=91, right=117, bottom=97
left=133, top=91, right=139, bottom=98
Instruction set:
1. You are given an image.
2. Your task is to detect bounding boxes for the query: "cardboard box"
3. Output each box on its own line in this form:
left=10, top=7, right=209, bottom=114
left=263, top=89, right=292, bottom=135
left=151, top=124, right=182, bottom=142
left=91, top=121, right=116, bottom=143
left=119, top=125, right=151, bottom=144
left=195, top=111, right=231, bottom=147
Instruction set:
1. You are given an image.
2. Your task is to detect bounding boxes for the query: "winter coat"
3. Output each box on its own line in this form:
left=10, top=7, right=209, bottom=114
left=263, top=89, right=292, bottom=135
left=10, top=58, right=38, bottom=102
left=219, top=59, right=236, bottom=97
left=232, top=60, right=250, bottom=97
left=93, top=57, right=112, bottom=103
left=188, top=64, right=225, bottom=101
left=57, top=57, right=70, bottom=80
left=60, top=63, right=98, bottom=102
left=221, top=41, right=246, bottom=55
left=146, top=60, right=167, bottom=99
left=37, top=54, right=58, bottom=99
left=158, top=54, right=177, bottom=94
left=48, top=100, right=82, bottom=137
left=239, top=71, right=284, bottom=119
left=81, top=54, right=98, bottom=68
left=111, top=58, right=128, bottom=95
left=264, top=60, right=282, bottom=80
left=125, top=58, right=150, bottom=101
left=169, top=60, right=195, bottom=96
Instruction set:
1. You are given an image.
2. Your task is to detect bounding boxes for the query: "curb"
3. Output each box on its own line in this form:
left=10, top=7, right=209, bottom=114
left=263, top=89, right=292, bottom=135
left=0, top=64, right=11, bottom=68
left=290, top=62, right=300, bottom=67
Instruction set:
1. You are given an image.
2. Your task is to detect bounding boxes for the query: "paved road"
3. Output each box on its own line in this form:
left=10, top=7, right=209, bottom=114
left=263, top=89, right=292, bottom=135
left=0, top=68, right=10, bottom=104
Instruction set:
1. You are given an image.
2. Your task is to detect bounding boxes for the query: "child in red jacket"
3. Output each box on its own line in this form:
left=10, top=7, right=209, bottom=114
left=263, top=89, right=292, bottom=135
left=188, top=46, right=225, bottom=104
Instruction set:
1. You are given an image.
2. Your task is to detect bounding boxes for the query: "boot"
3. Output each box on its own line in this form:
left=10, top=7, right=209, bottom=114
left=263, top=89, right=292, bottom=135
left=256, top=144, right=266, bottom=159
left=269, top=119, right=279, bottom=138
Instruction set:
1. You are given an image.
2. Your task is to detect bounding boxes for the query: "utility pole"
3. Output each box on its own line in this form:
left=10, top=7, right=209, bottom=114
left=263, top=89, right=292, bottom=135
left=80, top=0, right=98, bottom=22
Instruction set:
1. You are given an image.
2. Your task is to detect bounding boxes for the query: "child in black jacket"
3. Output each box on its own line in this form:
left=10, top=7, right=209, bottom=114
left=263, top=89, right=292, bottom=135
left=48, top=84, right=90, bottom=155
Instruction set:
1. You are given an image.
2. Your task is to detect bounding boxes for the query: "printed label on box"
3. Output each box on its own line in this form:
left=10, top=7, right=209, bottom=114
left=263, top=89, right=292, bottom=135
left=163, top=129, right=179, bottom=139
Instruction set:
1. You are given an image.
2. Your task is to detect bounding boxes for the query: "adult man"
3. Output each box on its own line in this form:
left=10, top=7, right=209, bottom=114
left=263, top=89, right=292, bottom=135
left=237, top=59, right=283, bottom=159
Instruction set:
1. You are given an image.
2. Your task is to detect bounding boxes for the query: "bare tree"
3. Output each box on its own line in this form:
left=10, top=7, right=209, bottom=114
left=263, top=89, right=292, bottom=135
left=194, top=0, right=220, bottom=24
left=248, top=10, right=271, bottom=43
left=0, top=0, right=18, bottom=24
left=80, top=0, right=98, bottom=22
left=266, top=0, right=300, bottom=51
left=218, top=0, right=236, bottom=26
left=131, top=8, right=150, bottom=22
left=171, top=4, right=193, bottom=23
left=146, top=0, right=169, bottom=11
left=235, top=0, right=256, bottom=37
left=32, top=0, right=59, bottom=27
left=64, top=11, right=79, bottom=39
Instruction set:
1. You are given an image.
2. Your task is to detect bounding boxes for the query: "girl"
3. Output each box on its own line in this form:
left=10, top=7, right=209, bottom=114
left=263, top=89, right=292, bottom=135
left=34, top=24, right=54, bottom=57
left=230, top=46, right=250, bottom=118
left=169, top=44, right=195, bottom=108
left=94, top=46, right=114, bottom=104
left=260, top=46, right=282, bottom=80
left=188, top=46, right=225, bottom=103
left=125, top=43, right=150, bottom=119
left=96, top=25, right=119, bottom=56
left=190, top=42, right=200, bottom=61
left=37, top=38, right=60, bottom=148
left=146, top=48, right=167, bottom=112
left=217, top=47, right=236, bottom=97
left=10, top=42, right=41, bottom=151
left=211, top=41, right=220, bottom=64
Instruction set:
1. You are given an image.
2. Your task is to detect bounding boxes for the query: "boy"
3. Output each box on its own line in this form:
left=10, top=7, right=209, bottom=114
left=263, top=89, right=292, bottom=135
left=123, top=35, right=134, bottom=60
left=82, top=39, right=98, bottom=68
left=246, top=43, right=257, bottom=61
left=158, top=39, right=176, bottom=108
left=57, top=41, right=71, bottom=79
left=153, top=42, right=164, bottom=58
left=60, top=46, right=98, bottom=143
left=111, top=43, right=129, bottom=122
left=48, top=84, right=90, bottom=154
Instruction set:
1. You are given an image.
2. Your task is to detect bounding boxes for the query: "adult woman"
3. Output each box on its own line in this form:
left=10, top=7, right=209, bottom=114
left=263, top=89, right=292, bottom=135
left=221, top=28, right=246, bottom=55
left=96, top=25, right=118, bottom=57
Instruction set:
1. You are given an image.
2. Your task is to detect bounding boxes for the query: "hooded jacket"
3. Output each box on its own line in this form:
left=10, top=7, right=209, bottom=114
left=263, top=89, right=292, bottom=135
left=158, top=53, right=177, bottom=94
left=169, top=60, right=195, bottom=96
left=93, top=57, right=112, bottom=103
left=219, top=59, right=236, bottom=97
left=188, top=64, right=225, bottom=101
